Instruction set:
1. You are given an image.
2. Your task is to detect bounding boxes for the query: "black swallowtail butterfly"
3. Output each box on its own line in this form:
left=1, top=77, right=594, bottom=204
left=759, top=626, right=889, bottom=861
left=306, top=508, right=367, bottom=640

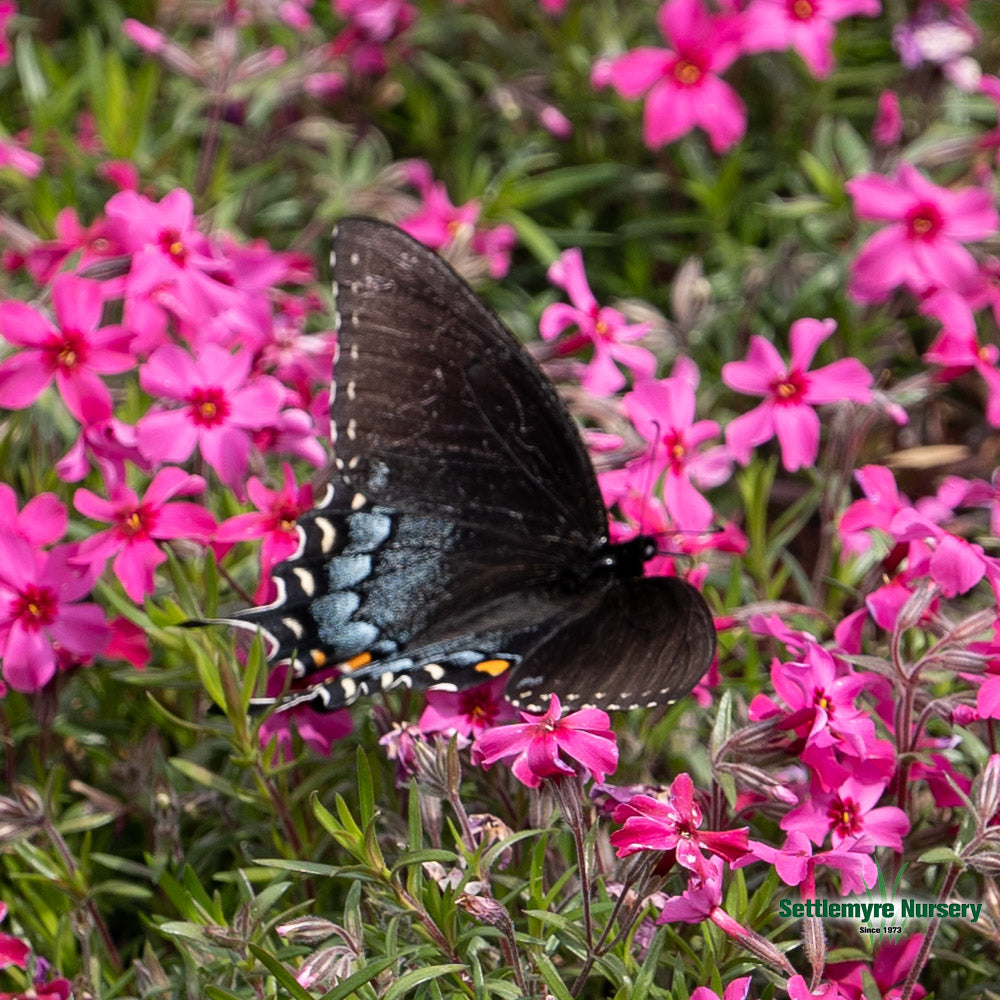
left=226, top=218, right=715, bottom=714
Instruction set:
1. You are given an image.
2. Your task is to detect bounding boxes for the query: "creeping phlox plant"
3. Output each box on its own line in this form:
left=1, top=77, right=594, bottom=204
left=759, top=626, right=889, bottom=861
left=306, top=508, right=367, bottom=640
left=1, top=1, right=1000, bottom=998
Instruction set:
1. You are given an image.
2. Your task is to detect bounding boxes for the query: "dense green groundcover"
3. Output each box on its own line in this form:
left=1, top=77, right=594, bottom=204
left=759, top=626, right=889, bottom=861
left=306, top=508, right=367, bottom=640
left=2, top=1, right=1000, bottom=998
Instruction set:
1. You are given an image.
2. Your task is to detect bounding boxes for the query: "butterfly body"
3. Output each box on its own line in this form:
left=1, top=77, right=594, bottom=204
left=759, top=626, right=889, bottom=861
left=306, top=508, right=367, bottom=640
left=231, top=219, right=715, bottom=714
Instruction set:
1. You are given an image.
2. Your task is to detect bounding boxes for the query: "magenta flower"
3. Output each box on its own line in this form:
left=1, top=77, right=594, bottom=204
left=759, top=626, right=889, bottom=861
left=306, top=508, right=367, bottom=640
left=105, top=187, right=237, bottom=317
left=399, top=174, right=516, bottom=278
left=922, top=287, right=1000, bottom=427
left=748, top=643, right=892, bottom=790
left=418, top=675, right=517, bottom=739
left=689, top=979, right=752, bottom=1000
left=846, top=164, right=998, bottom=303
left=541, top=247, right=656, bottom=395
left=656, top=854, right=724, bottom=924
left=0, top=136, right=41, bottom=178
left=741, top=0, right=880, bottom=79
left=780, top=776, right=909, bottom=851
left=610, top=773, right=750, bottom=876
left=0, top=900, right=30, bottom=970
left=722, top=318, right=873, bottom=471
left=0, top=535, right=109, bottom=692
left=473, top=694, right=618, bottom=788
left=889, top=508, right=990, bottom=599
left=74, top=467, right=216, bottom=603
left=623, top=377, right=730, bottom=530
left=602, top=0, right=746, bottom=153
left=839, top=465, right=912, bottom=556
left=827, top=932, right=927, bottom=1000
left=0, top=273, right=134, bottom=423
left=0, top=3, right=15, bottom=67
left=873, top=89, right=903, bottom=145
left=137, top=343, right=285, bottom=493
left=216, top=464, right=313, bottom=601
left=259, top=664, right=353, bottom=761
left=0, top=485, right=67, bottom=548
left=739, top=831, right=877, bottom=898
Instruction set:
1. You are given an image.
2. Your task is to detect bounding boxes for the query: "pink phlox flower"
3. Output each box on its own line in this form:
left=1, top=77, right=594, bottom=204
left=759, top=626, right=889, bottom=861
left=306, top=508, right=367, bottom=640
left=104, top=615, right=152, bottom=670
left=0, top=273, right=134, bottom=423
left=656, top=853, right=723, bottom=923
left=540, top=248, right=656, bottom=395
left=252, top=405, right=327, bottom=468
left=0, top=899, right=30, bottom=970
left=56, top=411, right=145, bottom=489
left=0, top=135, right=41, bottom=179
left=216, top=465, right=314, bottom=602
left=277, top=0, right=315, bottom=31
left=908, top=750, right=970, bottom=808
left=0, top=2, right=15, bottom=66
left=380, top=720, right=440, bottom=786
left=98, top=159, right=140, bottom=191
left=737, top=831, right=877, bottom=898
left=943, top=470, right=1000, bottom=535
left=24, top=208, right=121, bottom=285
left=259, top=663, right=353, bottom=762
left=889, top=508, right=989, bottom=598
left=826, top=932, right=927, bottom=1000
left=921, top=287, right=1000, bottom=426
left=0, top=534, right=109, bottom=692
left=399, top=179, right=515, bottom=279
left=722, top=318, right=873, bottom=471
left=603, top=0, right=747, bottom=153
left=610, top=773, right=750, bottom=876
left=873, top=89, right=903, bottom=145
left=741, top=0, right=880, bottom=78
left=746, top=612, right=811, bottom=654
left=106, top=188, right=238, bottom=318
left=473, top=694, right=619, bottom=788
left=749, top=644, right=889, bottom=787
left=623, top=378, right=730, bottom=530
left=839, top=464, right=921, bottom=556
left=418, top=675, right=517, bottom=739
left=0, top=485, right=67, bottom=548
left=74, top=467, right=216, bottom=603
left=137, top=343, right=286, bottom=494
left=689, top=976, right=752, bottom=1000
left=599, top=460, right=677, bottom=546
left=780, top=775, right=909, bottom=851
left=786, top=975, right=845, bottom=1000
left=846, top=164, right=998, bottom=303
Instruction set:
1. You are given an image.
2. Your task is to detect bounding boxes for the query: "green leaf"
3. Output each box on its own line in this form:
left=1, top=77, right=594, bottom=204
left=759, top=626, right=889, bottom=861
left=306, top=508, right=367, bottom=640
left=249, top=943, right=317, bottom=1000
left=319, top=956, right=397, bottom=1000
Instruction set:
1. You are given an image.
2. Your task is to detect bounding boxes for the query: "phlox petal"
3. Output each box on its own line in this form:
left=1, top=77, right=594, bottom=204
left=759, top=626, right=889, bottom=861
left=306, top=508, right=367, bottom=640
left=773, top=403, right=820, bottom=470
left=607, top=48, right=673, bottom=98
left=2, top=622, right=56, bottom=691
left=788, top=317, right=837, bottom=373
left=725, top=403, right=775, bottom=464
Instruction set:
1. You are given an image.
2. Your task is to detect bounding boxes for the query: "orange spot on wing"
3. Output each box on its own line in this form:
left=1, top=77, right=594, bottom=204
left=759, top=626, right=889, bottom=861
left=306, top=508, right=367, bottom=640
left=343, top=651, right=372, bottom=671
left=474, top=659, right=510, bottom=677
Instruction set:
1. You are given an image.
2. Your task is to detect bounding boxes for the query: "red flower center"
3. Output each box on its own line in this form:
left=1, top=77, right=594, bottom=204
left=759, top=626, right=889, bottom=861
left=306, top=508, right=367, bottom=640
left=665, top=429, right=688, bottom=470
left=159, top=228, right=188, bottom=266
left=813, top=688, right=834, bottom=716
left=904, top=202, right=944, bottom=241
left=186, top=386, right=230, bottom=427
left=119, top=503, right=155, bottom=539
left=788, top=0, right=817, bottom=21
left=827, top=796, right=863, bottom=837
left=770, top=368, right=806, bottom=404
left=673, top=59, right=703, bottom=87
left=50, top=329, right=88, bottom=373
left=13, top=583, right=58, bottom=631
